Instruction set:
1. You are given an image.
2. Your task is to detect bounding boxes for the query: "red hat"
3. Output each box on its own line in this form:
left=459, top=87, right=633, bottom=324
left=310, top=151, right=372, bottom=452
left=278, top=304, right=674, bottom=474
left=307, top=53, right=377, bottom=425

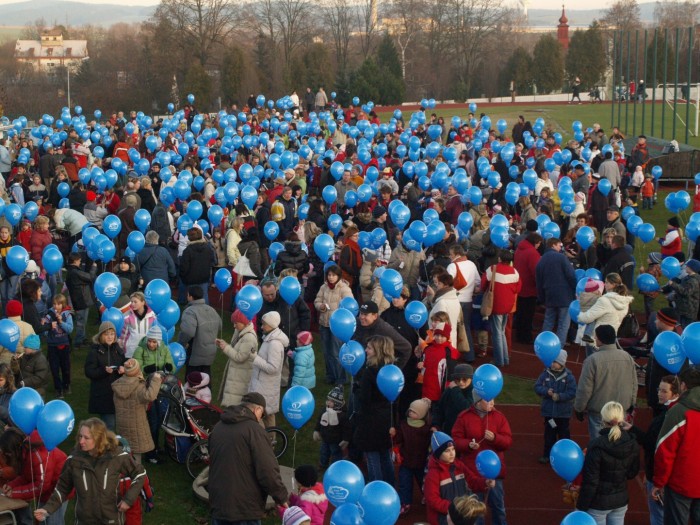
left=297, top=331, right=313, bottom=346
left=6, top=300, right=22, bottom=317
left=86, top=191, right=97, bottom=202
left=584, top=278, right=602, bottom=293
left=230, top=309, right=249, bottom=325
left=434, top=322, right=452, bottom=339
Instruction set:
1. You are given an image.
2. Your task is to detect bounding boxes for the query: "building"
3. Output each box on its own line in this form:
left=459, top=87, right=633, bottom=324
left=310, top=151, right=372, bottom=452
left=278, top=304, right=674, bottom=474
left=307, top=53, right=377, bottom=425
left=14, top=29, right=88, bottom=73
left=557, top=5, right=570, bottom=50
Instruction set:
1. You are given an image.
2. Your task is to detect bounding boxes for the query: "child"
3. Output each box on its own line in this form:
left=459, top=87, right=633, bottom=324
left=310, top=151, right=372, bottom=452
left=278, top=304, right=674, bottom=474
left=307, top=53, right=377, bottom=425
left=313, top=386, right=351, bottom=469
left=416, top=311, right=451, bottom=384
left=534, top=350, right=577, bottom=464
left=424, top=431, right=490, bottom=525
left=391, top=398, right=432, bottom=515
left=282, top=506, right=311, bottom=525
left=42, top=294, right=74, bottom=399
left=289, top=465, right=328, bottom=525
left=289, top=331, right=316, bottom=389
left=447, top=494, right=487, bottom=525
left=432, top=364, right=474, bottom=435
left=641, top=174, right=655, bottom=210
left=638, top=252, right=663, bottom=321
left=577, top=278, right=603, bottom=345
left=115, top=256, right=142, bottom=296
left=17, top=220, right=32, bottom=252
left=12, top=334, right=50, bottom=398
left=418, top=323, right=460, bottom=402
left=211, top=230, right=226, bottom=285
left=184, top=371, right=212, bottom=403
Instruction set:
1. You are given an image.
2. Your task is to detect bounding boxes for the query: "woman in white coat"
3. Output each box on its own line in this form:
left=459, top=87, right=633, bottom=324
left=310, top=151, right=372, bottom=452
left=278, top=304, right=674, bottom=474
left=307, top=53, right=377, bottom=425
left=215, top=309, right=258, bottom=407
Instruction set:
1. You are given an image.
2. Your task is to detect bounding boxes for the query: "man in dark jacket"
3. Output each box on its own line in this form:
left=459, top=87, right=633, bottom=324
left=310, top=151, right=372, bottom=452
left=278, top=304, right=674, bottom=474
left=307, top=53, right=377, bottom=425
left=603, top=235, right=635, bottom=290
left=353, top=301, right=411, bottom=370
left=536, top=238, right=577, bottom=346
left=277, top=187, right=298, bottom=241
left=178, top=286, right=222, bottom=377
left=136, top=231, right=176, bottom=286
left=39, top=145, right=61, bottom=185
left=149, top=201, right=172, bottom=245
left=209, top=392, right=288, bottom=524
left=65, top=252, right=96, bottom=347
left=179, top=228, right=215, bottom=304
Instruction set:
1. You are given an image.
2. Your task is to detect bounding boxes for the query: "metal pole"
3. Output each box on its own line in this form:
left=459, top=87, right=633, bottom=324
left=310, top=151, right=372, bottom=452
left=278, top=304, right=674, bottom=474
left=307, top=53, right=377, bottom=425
left=618, top=31, right=624, bottom=129
left=673, top=27, right=680, bottom=140
left=662, top=28, right=668, bottom=140
left=611, top=31, right=617, bottom=129
left=652, top=29, right=658, bottom=136
left=67, top=68, right=71, bottom=110
left=642, top=29, right=648, bottom=135
left=625, top=31, right=631, bottom=134
left=633, top=30, right=639, bottom=136
left=685, top=27, right=694, bottom=143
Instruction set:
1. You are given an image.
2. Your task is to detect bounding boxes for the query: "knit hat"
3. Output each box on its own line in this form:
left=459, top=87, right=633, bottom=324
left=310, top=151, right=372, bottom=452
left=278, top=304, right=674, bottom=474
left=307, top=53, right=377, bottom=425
left=241, top=392, right=266, bottom=410
left=86, top=191, right=97, bottom=201
left=472, top=391, right=483, bottom=404
left=408, top=398, right=431, bottom=420
left=372, top=205, right=387, bottom=218
left=648, top=252, right=662, bottom=265
left=431, top=431, right=454, bottom=459
left=294, top=465, right=318, bottom=488
left=584, top=278, right=603, bottom=293
left=657, top=307, right=678, bottom=328
left=146, top=325, right=163, bottom=342
left=23, top=334, right=40, bottom=351
left=5, top=300, right=22, bottom=318
left=124, top=358, right=141, bottom=377
left=554, top=349, right=568, bottom=367
left=526, top=219, right=539, bottom=232
left=119, top=256, right=131, bottom=265
left=327, top=386, right=345, bottom=409
left=451, top=364, right=474, bottom=380
left=187, top=371, right=204, bottom=388
left=433, top=322, right=452, bottom=339
left=283, top=507, right=311, bottom=525
left=297, top=331, right=313, bottom=346
left=686, top=259, right=700, bottom=273
left=92, top=321, right=117, bottom=344
left=595, top=324, right=617, bottom=345
left=261, top=311, right=281, bottom=330
left=231, top=309, right=249, bottom=325
left=25, top=260, right=40, bottom=275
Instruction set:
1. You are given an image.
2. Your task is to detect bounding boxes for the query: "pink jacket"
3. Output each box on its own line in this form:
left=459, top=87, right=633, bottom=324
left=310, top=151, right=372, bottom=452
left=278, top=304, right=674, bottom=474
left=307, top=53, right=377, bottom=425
left=289, top=483, right=328, bottom=525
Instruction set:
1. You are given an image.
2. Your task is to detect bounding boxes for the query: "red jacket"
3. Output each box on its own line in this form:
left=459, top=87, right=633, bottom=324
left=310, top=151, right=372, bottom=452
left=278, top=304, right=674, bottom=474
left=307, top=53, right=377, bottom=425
left=480, top=263, right=521, bottom=314
left=424, top=456, right=485, bottom=525
left=30, top=229, right=53, bottom=271
left=421, top=342, right=460, bottom=402
left=660, top=227, right=682, bottom=257
left=451, top=406, right=513, bottom=479
left=8, top=431, right=67, bottom=503
left=513, top=239, right=540, bottom=298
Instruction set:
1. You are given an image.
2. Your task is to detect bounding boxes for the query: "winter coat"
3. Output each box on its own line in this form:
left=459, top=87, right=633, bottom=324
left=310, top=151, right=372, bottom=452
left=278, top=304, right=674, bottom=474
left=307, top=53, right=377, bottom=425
left=629, top=402, right=674, bottom=481
left=66, top=264, right=96, bottom=310
left=225, top=228, right=242, bottom=267
left=289, top=484, right=328, bottom=525
left=660, top=227, right=682, bottom=257
left=149, top=202, right=172, bottom=242
left=135, top=243, right=176, bottom=285
left=394, top=420, right=431, bottom=469
left=120, top=307, right=156, bottom=358
left=181, top=239, right=215, bottom=284
left=41, top=446, right=146, bottom=524
left=290, top=344, right=315, bottom=389
left=84, top=342, right=126, bottom=415
left=314, top=280, right=353, bottom=327
left=7, top=431, right=67, bottom=504
left=534, top=367, right=577, bottom=418
left=573, top=343, right=637, bottom=415
left=576, top=292, right=634, bottom=331
left=421, top=341, right=460, bottom=402
left=353, top=318, right=412, bottom=370
left=432, top=384, right=474, bottom=436
left=208, top=405, right=289, bottom=522
left=53, top=208, right=88, bottom=236
left=452, top=406, right=512, bottom=478
left=44, top=308, right=73, bottom=346
left=536, top=248, right=577, bottom=307
left=178, top=299, right=222, bottom=367
left=603, top=247, right=635, bottom=290
left=315, top=407, right=351, bottom=444
left=29, top=229, right=53, bottom=272
left=353, top=365, right=392, bottom=452
left=249, top=327, right=289, bottom=414
left=13, top=351, right=50, bottom=396
left=666, top=273, right=700, bottom=321
left=132, top=337, right=175, bottom=374
left=0, top=316, right=34, bottom=358
left=388, top=244, right=426, bottom=287
left=513, top=239, right=541, bottom=298
left=238, top=240, right=263, bottom=279
left=275, top=241, right=310, bottom=276
left=218, top=323, right=258, bottom=407
left=112, top=373, right=162, bottom=453
left=258, top=296, right=310, bottom=350
left=480, top=264, right=521, bottom=315
left=19, top=298, right=49, bottom=336
left=577, top=430, right=639, bottom=512
left=428, top=288, right=462, bottom=347
left=83, top=202, right=109, bottom=229
left=424, top=456, right=485, bottom=525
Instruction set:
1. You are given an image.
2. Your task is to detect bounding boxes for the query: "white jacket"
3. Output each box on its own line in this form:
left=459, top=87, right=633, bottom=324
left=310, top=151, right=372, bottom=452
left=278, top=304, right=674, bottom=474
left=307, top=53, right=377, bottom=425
left=249, top=327, right=289, bottom=415
left=428, top=288, right=462, bottom=347
left=576, top=292, right=634, bottom=331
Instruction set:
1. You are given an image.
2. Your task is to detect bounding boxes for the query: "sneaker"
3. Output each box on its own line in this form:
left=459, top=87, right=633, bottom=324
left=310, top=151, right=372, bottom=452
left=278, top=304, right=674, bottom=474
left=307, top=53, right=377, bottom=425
left=56, top=390, right=64, bottom=399
left=538, top=456, right=550, bottom=464
left=400, top=504, right=411, bottom=515
left=581, top=335, right=594, bottom=344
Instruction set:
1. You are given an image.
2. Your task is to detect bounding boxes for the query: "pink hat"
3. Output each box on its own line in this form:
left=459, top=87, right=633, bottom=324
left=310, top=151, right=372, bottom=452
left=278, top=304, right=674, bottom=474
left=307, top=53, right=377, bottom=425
left=297, top=331, right=313, bottom=346
left=584, top=278, right=604, bottom=293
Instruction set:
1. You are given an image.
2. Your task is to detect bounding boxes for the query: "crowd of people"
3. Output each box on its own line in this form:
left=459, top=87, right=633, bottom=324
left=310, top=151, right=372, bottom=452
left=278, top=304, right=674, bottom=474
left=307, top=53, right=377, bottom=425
left=0, top=95, right=697, bottom=525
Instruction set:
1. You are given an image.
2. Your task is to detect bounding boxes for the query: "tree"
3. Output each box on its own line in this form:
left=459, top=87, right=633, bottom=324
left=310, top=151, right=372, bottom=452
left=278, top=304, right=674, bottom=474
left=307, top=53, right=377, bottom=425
left=348, top=59, right=381, bottom=103
left=600, top=0, right=642, bottom=32
left=654, top=0, right=700, bottom=29
left=375, top=33, right=405, bottom=104
left=182, top=61, right=213, bottom=108
left=565, top=23, right=607, bottom=90
left=220, top=46, right=246, bottom=105
left=498, top=47, right=533, bottom=96
left=645, top=38, right=677, bottom=85
left=301, top=44, right=335, bottom=96
left=324, top=0, right=351, bottom=75
left=531, top=34, right=564, bottom=94
left=357, top=0, right=378, bottom=59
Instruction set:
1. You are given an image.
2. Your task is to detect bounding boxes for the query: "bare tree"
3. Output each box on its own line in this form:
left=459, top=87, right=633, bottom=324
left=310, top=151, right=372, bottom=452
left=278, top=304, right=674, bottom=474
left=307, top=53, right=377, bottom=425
left=324, top=0, right=351, bottom=72
left=600, top=0, right=642, bottom=32
left=654, top=0, right=700, bottom=28
left=357, top=0, right=378, bottom=59
left=388, top=0, right=424, bottom=81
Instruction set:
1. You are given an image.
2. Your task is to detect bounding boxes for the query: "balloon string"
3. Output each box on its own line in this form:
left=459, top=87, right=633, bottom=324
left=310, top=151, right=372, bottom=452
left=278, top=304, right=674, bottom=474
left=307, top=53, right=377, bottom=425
left=292, top=430, right=298, bottom=470
left=220, top=294, right=224, bottom=340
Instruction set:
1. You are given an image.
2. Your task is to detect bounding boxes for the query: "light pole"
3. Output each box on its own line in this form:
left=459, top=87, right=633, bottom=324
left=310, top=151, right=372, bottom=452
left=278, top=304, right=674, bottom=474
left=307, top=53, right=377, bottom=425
left=67, top=56, right=89, bottom=110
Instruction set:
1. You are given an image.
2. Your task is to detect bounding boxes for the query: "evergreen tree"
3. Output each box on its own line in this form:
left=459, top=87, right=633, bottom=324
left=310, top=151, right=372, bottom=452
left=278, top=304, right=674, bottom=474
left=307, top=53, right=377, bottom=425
left=566, top=23, right=607, bottom=89
left=183, top=61, right=212, bottom=108
left=220, top=47, right=245, bottom=106
left=499, top=47, right=533, bottom=96
left=375, top=33, right=405, bottom=104
left=531, top=34, right=564, bottom=94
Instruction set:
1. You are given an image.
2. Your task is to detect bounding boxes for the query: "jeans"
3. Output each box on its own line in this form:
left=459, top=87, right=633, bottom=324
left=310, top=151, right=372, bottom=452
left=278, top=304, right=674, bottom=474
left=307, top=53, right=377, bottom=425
left=398, top=465, right=424, bottom=505
left=365, top=449, right=395, bottom=485
left=490, top=315, right=509, bottom=366
left=17, top=501, right=67, bottom=525
left=74, top=308, right=89, bottom=345
left=212, top=520, right=261, bottom=525
left=47, top=345, right=71, bottom=392
left=543, top=306, right=571, bottom=347
left=460, top=302, right=475, bottom=361
left=146, top=397, right=169, bottom=458
left=643, top=196, right=653, bottom=209
left=0, top=275, right=19, bottom=309
left=100, top=413, right=116, bottom=431
left=320, top=326, right=345, bottom=385
left=476, top=479, right=507, bottom=525
left=587, top=505, right=627, bottom=525
left=645, top=479, right=664, bottom=525
left=588, top=411, right=603, bottom=443
left=320, top=441, right=342, bottom=468
left=664, top=485, right=700, bottom=525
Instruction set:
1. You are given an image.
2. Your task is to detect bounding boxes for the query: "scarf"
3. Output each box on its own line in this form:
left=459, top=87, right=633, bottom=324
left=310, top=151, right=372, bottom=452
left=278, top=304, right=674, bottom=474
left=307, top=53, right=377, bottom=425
left=326, top=279, right=337, bottom=290
left=345, top=238, right=363, bottom=269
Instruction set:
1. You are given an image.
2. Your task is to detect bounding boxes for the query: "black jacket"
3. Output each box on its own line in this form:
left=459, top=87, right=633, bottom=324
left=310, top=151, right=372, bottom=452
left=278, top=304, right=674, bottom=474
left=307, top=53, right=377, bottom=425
left=137, top=188, right=157, bottom=213
left=238, top=240, right=263, bottom=279
left=577, top=429, right=640, bottom=511
left=149, top=202, right=172, bottom=243
left=136, top=243, right=177, bottom=285
left=180, top=239, right=214, bottom=284
left=257, top=296, right=310, bottom=350
left=353, top=365, right=392, bottom=452
left=20, top=298, right=49, bottom=335
left=66, top=263, right=96, bottom=310
left=603, top=247, right=635, bottom=290
left=275, top=241, right=309, bottom=276
left=353, top=317, right=412, bottom=370
left=380, top=305, right=420, bottom=384
left=84, top=342, right=126, bottom=415
left=630, top=404, right=671, bottom=480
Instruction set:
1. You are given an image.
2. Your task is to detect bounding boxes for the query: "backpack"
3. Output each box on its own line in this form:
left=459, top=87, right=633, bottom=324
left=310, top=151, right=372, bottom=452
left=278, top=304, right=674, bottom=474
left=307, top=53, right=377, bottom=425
left=453, top=259, right=468, bottom=291
left=271, top=201, right=285, bottom=222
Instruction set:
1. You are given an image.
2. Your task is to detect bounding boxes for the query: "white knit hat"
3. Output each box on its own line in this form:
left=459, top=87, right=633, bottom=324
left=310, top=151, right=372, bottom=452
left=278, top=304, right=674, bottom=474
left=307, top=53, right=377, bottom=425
left=262, top=311, right=281, bottom=330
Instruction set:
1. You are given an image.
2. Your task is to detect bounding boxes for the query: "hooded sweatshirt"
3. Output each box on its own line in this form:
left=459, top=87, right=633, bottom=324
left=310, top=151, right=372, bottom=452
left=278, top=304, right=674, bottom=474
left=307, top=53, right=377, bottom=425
left=575, top=292, right=634, bottom=332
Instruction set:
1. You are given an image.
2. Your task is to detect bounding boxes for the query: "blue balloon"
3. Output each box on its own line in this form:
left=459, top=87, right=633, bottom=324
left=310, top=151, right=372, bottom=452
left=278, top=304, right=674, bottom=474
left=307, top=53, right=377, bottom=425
left=472, top=364, right=503, bottom=401
left=269, top=242, right=284, bottom=262
left=186, top=200, right=203, bottom=220
left=235, top=284, right=263, bottom=319
left=598, top=178, right=612, bottom=196
left=101, top=307, right=125, bottom=336
left=475, top=450, right=502, bottom=479
left=282, top=385, right=315, bottom=430
left=561, top=511, right=597, bottom=525
left=314, top=234, right=335, bottom=263
left=169, top=342, right=187, bottom=372
left=490, top=226, right=510, bottom=249
left=637, top=273, right=660, bottom=293
left=661, top=257, right=681, bottom=279
left=214, top=268, right=232, bottom=293
left=575, top=226, right=595, bottom=250
left=42, top=249, right=63, bottom=275
left=98, top=238, right=116, bottom=263
left=534, top=331, right=561, bottom=367
left=9, top=387, right=44, bottom=435
left=323, top=460, right=365, bottom=507
left=404, top=301, right=428, bottom=329
left=637, top=223, right=656, bottom=244
left=542, top=222, right=561, bottom=240
left=6, top=245, right=29, bottom=275
left=376, top=364, right=404, bottom=402
left=323, top=185, right=338, bottom=205
left=134, top=209, right=151, bottom=233
left=0, top=319, right=20, bottom=352
left=681, top=322, right=700, bottom=364
left=157, top=299, right=181, bottom=330
left=357, top=480, right=400, bottom=525
left=328, top=214, right=343, bottom=235
left=330, top=308, right=356, bottom=343
left=23, top=201, right=39, bottom=221
left=331, top=503, right=365, bottom=525
left=621, top=206, right=635, bottom=221
left=144, top=279, right=171, bottom=314
left=550, top=439, right=584, bottom=482
left=569, top=300, right=582, bottom=324
left=264, top=221, right=280, bottom=241
left=127, top=231, right=146, bottom=254
left=280, top=276, right=301, bottom=305
left=103, top=215, right=122, bottom=239
left=37, top=400, right=75, bottom=451
left=380, top=268, right=404, bottom=299
left=653, top=331, right=685, bottom=374
left=408, top=220, right=427, bottom=244
left=94, top=272, right=121, bottom=308
left=584, top=268, right=603, bottom=281
left=339, top=297, right=359, bottom=317
left=57, top=182, right=70, bottom=198
left=339, top=341, right=366, bottom=376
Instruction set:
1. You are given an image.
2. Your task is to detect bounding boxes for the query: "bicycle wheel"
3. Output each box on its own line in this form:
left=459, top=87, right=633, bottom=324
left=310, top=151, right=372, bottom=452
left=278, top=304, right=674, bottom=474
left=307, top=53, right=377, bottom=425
left=266, top=427, right=288, bottom=459
left=186, top=439, right=210, bottom=479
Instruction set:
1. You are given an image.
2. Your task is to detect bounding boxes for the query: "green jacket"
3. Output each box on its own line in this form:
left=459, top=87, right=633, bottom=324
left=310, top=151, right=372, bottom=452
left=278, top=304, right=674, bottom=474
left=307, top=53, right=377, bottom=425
left=132, top=337, right=175, bottom=374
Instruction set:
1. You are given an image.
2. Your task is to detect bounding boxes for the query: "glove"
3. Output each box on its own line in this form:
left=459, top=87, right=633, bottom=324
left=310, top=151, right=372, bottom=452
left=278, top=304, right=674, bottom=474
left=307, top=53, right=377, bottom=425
left=339, top=441, right=349, bottom=449
left=164, top=363, right=173, bottom=372
left=552, top=393, right=560, bottom=402
left=287, top=350, right=294, bottom=358
left=313, top=431, right=321, bottom=442
left=575, top=411, right=585, bottom=422
left=143, top=364, right=156, bottom=374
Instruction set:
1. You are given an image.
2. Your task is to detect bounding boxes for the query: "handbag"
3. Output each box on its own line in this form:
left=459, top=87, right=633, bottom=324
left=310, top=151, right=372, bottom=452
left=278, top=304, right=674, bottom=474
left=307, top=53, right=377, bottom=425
left=456, top=308, right=470, bottom=354
left=480, top=265, right=496, bottom=317
left=233, top=250, right=257, bottom=278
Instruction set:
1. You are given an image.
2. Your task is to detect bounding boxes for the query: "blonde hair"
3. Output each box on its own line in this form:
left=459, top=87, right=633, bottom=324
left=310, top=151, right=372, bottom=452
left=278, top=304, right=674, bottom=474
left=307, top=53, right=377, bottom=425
left=77, top=418, right=119, bottom=456
left=130, top=291, right=146, bottom=303
left=452, top=494, right=487, bottom=520
left=601, top=401, right=625, bottom=442
left=52, top=293, right=68, bottom=307
left=303, top=221, right=322, bottom=244
left=279, top=268, right=299, bottom=279
left=430, top=311, right=450, bottom=323
left=366, top=335, right=395, bottom=367
left=34, top=216, right=49, bottom=227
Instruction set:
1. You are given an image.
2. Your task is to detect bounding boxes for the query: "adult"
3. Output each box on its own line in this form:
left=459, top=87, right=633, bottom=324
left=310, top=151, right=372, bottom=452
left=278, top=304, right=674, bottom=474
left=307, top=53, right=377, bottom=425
left=19, top=279, right=50, bottom=337
left=83, top=190, right=108, bottom=229
left=315, top=87, right=328, bottom=112
left=277, top=186, right=298, bottom=241
left=84, top=321, right=127, bottom=431
left=178, top=286, right=221, bottom=377
left=249, top=312, right=288, bottom=427
left=576, top=272, right=633, bottom=344
left=30, top=216, right=53, bottom=271
left=338, top=226, right=363, bottom=301
left=389, top=234, right=426, bottom=301
left=208, top=392, right=289, bottom=525
left=573, top=325, right=637, bottom=441
left=34, top=418, right=147, bottom=524
left=576, top=401, right=640, bottom=524
left=602, top=235, right=635, bottom=290
left=120, top=291, right=157, bottom=358
left=536, top=238, right=577, bottom=347
left=354, top=301, right=412, bottom=370
left=0, top=138, right=12, bottom=181
left=629, top=135, right=649, bottom=172
left=111, top=358, right=163, bottom=463
left=275, top=235, right=310, bottom=277
left=598, top=151, right=621, bottom=197
left=334, top=170, right=358, bottom=207
left=604, top=206, right=627, bottom=240
left=304, top=87, right=315, bottom=113
left=180, top=227, right=215, bottom=303
left=215, top=309, right=258, bottom=407
left=447, top=244, right=481, bottom=359
left=425, top=268, right=462, bottom=350
left=314, top=265, right=353, bottom=385
left=135, top=231, right=177, bottom=286
left=513, top=232, right=542, bottom=344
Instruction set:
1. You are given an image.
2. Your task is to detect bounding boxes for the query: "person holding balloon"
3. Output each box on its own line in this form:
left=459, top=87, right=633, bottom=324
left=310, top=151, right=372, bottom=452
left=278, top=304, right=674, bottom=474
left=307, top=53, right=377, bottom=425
left=338, top=226, right=364, bottom=301
left=29, top=217, right=53, bottom=272
left=0, top=226, right=20, bottom=309
left=661, top=259, right=700, bottom=328
left=119, top=292, right=157, bottom=358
